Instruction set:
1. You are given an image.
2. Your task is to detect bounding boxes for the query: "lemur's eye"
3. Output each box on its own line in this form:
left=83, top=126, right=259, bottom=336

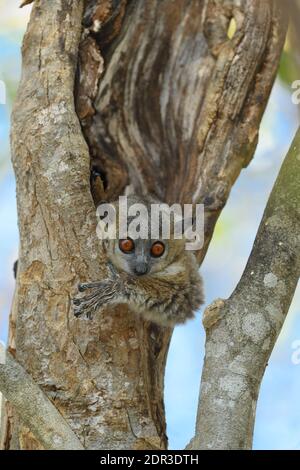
left=150, top=241, right=165, bottom=258
left=119, top=238, right=135, bottom=253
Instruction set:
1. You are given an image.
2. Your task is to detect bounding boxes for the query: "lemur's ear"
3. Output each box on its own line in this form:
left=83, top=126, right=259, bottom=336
left=96, top=202, right=117, bottom=242
left=90, top=163, right=107, bottom=206
left=173, top=216, right=194, bottom=234
left=97, top=200, right=109, bottom=220
left=124, top=184, right=135, bottom=196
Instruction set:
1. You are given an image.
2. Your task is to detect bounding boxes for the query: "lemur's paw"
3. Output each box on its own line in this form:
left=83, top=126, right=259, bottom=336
left=73, top=278, right=119, bottom=320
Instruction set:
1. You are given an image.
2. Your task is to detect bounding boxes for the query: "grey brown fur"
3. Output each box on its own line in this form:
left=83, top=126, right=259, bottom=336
left=73, top=196, right=204, bottom=326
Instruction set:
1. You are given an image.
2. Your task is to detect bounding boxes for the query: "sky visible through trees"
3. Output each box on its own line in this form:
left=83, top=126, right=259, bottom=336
left=0, top=0, right=299, bottom=450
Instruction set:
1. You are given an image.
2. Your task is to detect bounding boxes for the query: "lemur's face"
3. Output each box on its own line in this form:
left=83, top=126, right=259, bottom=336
left=106, top=235, right=186, bottom=277
left=102, top=196, right=186, bottom=277
left=107, top=237, right=167, bottom=276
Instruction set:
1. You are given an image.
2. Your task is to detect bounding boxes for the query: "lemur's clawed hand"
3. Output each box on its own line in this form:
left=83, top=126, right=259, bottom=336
left=73, top=263, right=122, bottom=319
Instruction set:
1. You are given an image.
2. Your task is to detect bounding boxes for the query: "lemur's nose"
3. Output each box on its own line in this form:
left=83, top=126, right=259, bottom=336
left=134, top=260, right=149, bottom=276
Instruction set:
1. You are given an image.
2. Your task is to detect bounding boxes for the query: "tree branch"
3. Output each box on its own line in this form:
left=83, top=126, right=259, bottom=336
left=7, top=0, right=287, bottom=449
left=0, top=343, right=84, bottom=450
left=190, top=128, right=300, bottom=449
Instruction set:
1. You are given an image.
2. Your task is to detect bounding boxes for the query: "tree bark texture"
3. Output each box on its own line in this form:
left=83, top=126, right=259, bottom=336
left=2, top=0, right=287, bottom=449
left=0, top=345, right=84, bottom=450
left=191, top=128, right=300, bottom=450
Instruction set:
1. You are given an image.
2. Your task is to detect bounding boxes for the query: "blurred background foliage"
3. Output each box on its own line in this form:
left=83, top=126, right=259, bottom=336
left=0, top=0, right=299, bottom=450
left=279, top=0, right=300, bottom=87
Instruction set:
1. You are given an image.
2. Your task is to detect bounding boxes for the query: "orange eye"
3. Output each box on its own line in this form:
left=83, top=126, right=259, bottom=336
left=119, top=238, right=135, bottom=253
left=151, top=241, right=165, bottom=258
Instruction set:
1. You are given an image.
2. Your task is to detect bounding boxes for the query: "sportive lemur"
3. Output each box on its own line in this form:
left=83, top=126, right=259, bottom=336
left=73, top=195, right=204, bottom=327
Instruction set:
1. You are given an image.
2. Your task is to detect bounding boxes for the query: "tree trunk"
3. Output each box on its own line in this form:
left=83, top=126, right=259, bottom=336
left=2, top=0, right=286, bottom=449
left=190, top=127, right=300, bottom=450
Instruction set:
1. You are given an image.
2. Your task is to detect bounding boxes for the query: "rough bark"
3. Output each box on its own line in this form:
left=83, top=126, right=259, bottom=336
left=0, top=345, right=83, bottom=450
left=190, top=128, right=300, bottom=450
left=2, top=0, right=287, bottom=450
left=84, top=0, right=287, bottom=264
